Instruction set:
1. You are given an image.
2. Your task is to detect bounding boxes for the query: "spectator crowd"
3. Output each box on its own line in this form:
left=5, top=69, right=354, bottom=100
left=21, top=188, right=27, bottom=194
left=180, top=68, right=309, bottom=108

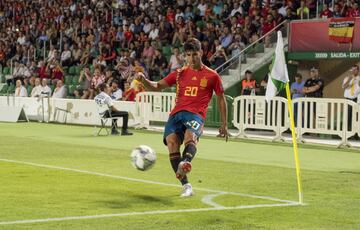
left=0, top=0, right=359, bottom=100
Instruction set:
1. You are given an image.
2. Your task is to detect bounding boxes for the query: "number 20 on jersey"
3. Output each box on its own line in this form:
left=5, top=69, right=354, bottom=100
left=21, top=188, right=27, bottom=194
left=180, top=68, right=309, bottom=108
left=184, top=86, right=198, bottom=97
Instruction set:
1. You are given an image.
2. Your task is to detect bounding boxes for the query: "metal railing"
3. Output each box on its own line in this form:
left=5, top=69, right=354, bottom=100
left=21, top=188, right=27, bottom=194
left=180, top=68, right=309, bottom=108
left=215, top=20, right=289, bottom=77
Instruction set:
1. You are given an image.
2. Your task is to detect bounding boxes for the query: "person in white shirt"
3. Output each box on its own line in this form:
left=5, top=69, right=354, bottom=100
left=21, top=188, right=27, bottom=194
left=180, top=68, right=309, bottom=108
left=342, top=65, right=360, bottom=102
left=41, top=78, right=52, bottom=97
left=14, top=80, right=28, bottom=97
left=17, top=32, right=26, bottom=45
left=148, top=24, right=159, bottom=41
left=47, top=45, right=57, bottom=62
left=231, top=2, right=244, bottom=16
left=168, top=47, right=184, bottom=72
left=342, top=65, right=360, bottom=131
left=61, top=44, right=72, bottom=67
left=52, top=80, right=67, bottom=98
left=94, top=83, right=132, bottom=136
left=31, top=78, right=43, bottom=97
left=111, top=80, right=123, bottom=100
left=197, top=0, right=207, bottom=16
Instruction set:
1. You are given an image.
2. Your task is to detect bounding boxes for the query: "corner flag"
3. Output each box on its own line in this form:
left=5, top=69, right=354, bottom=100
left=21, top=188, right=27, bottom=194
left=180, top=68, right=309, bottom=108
left=266, top=31, right=304, bottom=204
left=265, top=31, right=289, bottom=101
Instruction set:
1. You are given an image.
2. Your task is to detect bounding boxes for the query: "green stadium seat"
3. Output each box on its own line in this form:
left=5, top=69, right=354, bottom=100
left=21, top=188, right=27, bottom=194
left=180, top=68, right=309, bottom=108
left=64, top=75, right=73, bottom=85
left=68, top=66, right=76, bottom=75
left=74, top=66, right=81, bottom=75
left=62, top=66, right=69, bottom=75
left=2, top=67, right=10, bottom=75
left=0, top=84, right=8, bottom=95
left=50, top=84, right=56, bottom=92
left=162, top=45, right=172, bottom=57
left=68, top=85, right=76, bottom=95
left=27, top=85, right=33, bottom=95
left=7, top=84, right=15, bottom=94
left=0, top=75, right=5, bottom=84
left=72, top=75, right=79, bottom=85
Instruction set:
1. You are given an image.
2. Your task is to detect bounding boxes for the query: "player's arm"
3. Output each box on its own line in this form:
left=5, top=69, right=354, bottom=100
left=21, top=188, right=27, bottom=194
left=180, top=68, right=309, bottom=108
left=135, top=72, right=169, bottom=92
left=217, top=93, right=229, bottom=142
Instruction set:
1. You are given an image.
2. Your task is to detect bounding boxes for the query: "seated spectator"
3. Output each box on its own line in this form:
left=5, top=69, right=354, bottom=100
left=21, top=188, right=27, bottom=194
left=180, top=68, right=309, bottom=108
left=150, top=49, right=168, bottom=78
left=94, top=83, right=132, bottom=136
left=123, top=80, right=144, bottom=101
left=168, top=47, right=184, bottom=72
left=61, top=43, right=72, bottom=67
left=90, top=67, right=106, bottom=99
left=31, top=78, right=42, bottom=97
left=72, top=43, right=82, bottom=66
left=111, top=80, right=123, bottom=100
left=50, top=61, right=64, bottom=85
left=320, top=4, right=333, bottom=18
left=346, top=2, right=360, bottom=17
left=37, top=60, right=50, bottom=80
left=148, top=24, right=159, bottom=41
left=14, top=79, right=28, bottom=97
left=47, top=45, right=57, bottom=63
left=142, top=41, right=155, bottom=63
left=52, top=80, right=67, bottom=98
left=75, top=67, right=93, bottom=99
left=297, top=0, right=310, bottom=19
left=40, top=79, right=52, bottom=97
left=209, top=47, right=228, bottom=69
left=219, top=27, right=233, bottom=49
left=241, top=70, right=258, bottom=95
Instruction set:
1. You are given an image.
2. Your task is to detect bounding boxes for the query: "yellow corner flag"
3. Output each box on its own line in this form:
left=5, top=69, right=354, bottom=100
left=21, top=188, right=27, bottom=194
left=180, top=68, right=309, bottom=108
left=266, top=31, right=304, bottom=204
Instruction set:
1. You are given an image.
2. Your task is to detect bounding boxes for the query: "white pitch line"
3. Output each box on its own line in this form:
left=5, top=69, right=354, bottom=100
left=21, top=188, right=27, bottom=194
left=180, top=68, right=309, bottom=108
left=201, top=193, right=227, bottom=208
left=0, top=158, right=299, bottom=204
left=0, top=203, right=300, bottom=226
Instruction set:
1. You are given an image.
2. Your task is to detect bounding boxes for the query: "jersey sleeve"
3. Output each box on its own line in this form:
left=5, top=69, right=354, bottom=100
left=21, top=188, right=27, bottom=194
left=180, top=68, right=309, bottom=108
left=213, top=73, right=225, bottom=96
left=163, top=70, right=177, bottom=87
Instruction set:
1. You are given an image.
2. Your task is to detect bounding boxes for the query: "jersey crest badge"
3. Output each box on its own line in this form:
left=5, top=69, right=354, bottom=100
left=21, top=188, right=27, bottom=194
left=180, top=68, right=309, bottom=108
left=200, top=77, right=208, bottom=88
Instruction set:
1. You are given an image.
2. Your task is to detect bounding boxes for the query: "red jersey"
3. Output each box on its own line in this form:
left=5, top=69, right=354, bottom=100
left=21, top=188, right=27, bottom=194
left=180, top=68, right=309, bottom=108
left=164, top=65, right=224, bottom=119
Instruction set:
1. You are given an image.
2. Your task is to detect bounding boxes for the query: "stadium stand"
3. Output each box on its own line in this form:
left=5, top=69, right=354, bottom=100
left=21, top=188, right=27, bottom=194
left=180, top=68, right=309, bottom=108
left=0, top=0, right=356, bottom=100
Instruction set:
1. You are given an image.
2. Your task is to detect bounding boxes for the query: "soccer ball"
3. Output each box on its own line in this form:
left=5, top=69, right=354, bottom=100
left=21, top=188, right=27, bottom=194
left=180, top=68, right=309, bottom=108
left=131, top=145, right=156, bottom=171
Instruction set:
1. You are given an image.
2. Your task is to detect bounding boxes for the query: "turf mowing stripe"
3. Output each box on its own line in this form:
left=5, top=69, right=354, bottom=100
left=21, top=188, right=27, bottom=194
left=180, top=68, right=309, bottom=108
left=0, top=158, right=299, bottom=204
left=0, top=203, right=301, bottom=226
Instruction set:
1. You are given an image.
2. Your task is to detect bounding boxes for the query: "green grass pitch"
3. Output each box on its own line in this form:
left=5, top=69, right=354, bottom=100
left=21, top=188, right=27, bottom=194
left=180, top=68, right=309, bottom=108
left=0, top=122, right=359, bottom=229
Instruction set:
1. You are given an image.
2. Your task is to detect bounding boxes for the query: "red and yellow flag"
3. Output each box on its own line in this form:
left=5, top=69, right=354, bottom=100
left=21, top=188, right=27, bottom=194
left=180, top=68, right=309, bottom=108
left=329, top=18, right=355, bottom=43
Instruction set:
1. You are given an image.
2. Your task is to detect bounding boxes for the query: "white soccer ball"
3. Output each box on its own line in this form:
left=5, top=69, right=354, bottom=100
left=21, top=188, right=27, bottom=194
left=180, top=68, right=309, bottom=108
left=131, top=145, right=156, bottom=171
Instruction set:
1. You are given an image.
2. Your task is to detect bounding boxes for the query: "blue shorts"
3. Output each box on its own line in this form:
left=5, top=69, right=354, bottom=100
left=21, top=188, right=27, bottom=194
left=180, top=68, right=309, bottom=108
left=163, top=111, right=204, bottom=145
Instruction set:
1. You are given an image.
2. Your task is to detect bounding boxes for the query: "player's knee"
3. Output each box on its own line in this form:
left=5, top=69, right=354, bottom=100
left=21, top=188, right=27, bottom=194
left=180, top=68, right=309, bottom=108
left=166, top=136, right=179, bottom=149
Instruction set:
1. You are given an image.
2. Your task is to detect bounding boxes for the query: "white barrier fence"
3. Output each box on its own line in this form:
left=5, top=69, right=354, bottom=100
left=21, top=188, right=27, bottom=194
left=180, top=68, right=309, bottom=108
left=136, top=92, right=175, bottom=128
left=233, top=96, right=360, bottom=146
left=0, top=96, right=137, bottom=126
left=233, top=96, right=289, bottom=140
left=1, top=94, right=359, bottom=146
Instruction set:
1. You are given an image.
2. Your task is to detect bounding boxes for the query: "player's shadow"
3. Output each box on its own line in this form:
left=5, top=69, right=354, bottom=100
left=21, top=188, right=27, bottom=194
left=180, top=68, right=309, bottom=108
left=99, top=194, right=173, bottom=209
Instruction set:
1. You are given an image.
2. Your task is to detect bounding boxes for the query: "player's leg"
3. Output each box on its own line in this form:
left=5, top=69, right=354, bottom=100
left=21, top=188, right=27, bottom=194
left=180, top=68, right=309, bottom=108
left=164, top=115, right=189, bottom=186
left=177, top=112, right=203, bottom=178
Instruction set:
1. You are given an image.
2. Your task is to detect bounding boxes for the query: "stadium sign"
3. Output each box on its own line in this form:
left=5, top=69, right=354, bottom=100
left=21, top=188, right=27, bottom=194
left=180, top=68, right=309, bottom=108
left=287, top=52, right=360, bottom=60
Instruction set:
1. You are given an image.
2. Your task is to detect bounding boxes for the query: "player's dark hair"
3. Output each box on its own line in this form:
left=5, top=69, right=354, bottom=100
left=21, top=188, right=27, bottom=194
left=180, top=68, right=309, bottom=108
left=99, top=83, right=108, bottom=92
left=184, top=38, right=202, bottom=52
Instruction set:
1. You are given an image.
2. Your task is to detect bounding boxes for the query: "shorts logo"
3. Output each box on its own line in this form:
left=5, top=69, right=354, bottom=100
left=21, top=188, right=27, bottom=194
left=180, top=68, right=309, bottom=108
left=187, top=120, right=201, bottom=130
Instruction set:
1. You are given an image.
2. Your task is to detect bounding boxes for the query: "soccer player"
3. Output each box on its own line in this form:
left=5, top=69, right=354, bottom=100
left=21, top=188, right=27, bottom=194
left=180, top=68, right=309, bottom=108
left=136, top=38, right=228, bottom=197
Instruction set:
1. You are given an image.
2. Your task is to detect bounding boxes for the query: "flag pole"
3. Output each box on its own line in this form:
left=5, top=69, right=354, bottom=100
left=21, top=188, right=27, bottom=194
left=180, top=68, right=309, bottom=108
left=285, top=83, right=304, bottom=204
